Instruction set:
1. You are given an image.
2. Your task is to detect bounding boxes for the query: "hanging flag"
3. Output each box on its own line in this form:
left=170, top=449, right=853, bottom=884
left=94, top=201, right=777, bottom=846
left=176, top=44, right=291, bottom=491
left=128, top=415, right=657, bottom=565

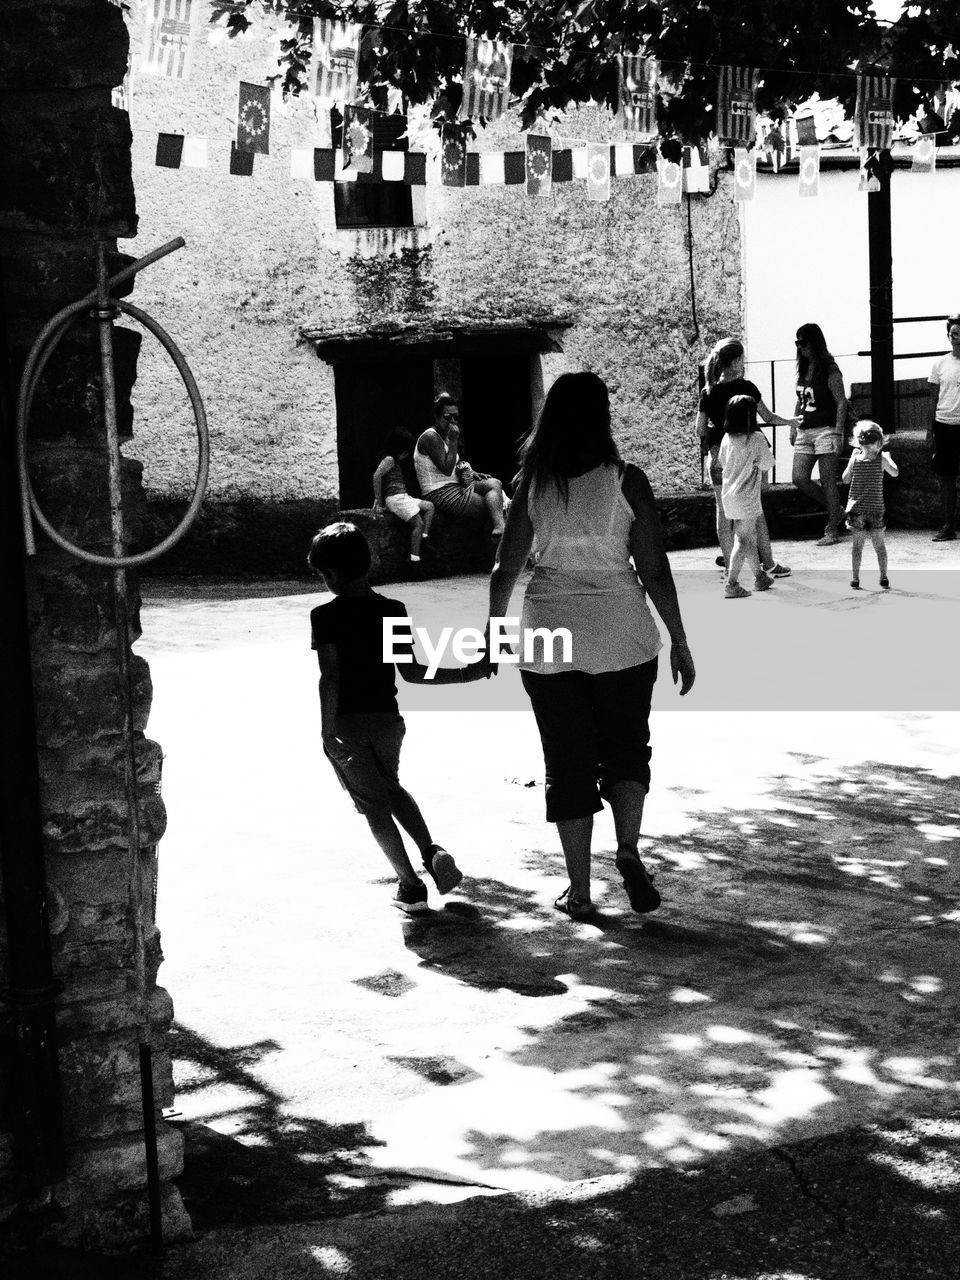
left=586, top=143, right=611, bottom=201
left=761, top=125, right=785, bottom=171
left=854, top=75, right=896, bottom=151
left=290, top=148, right=314, bottom=180
left=342, top=104, right=374, bottom=173
left=480, top=151, right=505, bottom=185
left=236, top=82, right=271, bottom=155
left=382, top=151, right=406, bottom=182
left=858, top=150, right=881, bottom=192
left=683, top=144, right=710, bottom=193
left=794, top=113, right=818, bottom=147
left=614, top=144, right=637, bottom=177
left=618, top=55, right=658, bottom=137
left=441, top=123, right=468, bottom=186
left=657, top=152, right=682, bottom=206
left=717, top=66, right=759, bottom=146
left=526, top=135, right=552, bottom=196
left=182, top=137, right=208, bottom=169
left=141, top=0, right=198, bottom=80
left=798, top=144, right=820, bottom=198
left=460, top=38, right=512, bottom=122
left=155, top=133, right=184, bottom=169
left=733, top=147, right=755, bottom=201
left=311, top=19, right=362, bottom=103
left=571, top=149, right=589, bottom=181
left=912, top=135, right=936, bottom=173
left=229, top=142, right=254, bottom=177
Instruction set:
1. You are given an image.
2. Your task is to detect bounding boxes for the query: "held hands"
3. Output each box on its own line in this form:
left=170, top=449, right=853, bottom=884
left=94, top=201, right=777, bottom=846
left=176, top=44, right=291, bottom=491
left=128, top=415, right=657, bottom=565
left=373, top=498, right=384, bottom=515
left=671, top=639, right=696, bottom=696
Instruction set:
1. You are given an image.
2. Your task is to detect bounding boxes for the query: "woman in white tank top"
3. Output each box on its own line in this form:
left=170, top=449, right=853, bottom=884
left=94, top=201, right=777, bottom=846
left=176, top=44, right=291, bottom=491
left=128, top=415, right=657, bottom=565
left=487, top=372, right=696, bottom=920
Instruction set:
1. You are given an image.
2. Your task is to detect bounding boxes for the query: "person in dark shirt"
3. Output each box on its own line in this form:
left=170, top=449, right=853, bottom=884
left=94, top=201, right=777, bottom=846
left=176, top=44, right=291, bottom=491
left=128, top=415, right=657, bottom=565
left=792, top=322, right=849, bottom=545
left=695, top=337, right=798, bottom=576
left=308, top=521, right=489, bottom=914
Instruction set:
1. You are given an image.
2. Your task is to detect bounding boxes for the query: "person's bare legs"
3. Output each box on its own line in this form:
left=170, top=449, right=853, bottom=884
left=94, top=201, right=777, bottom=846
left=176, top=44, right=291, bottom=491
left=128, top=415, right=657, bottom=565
left=728, top=520, right=759, bottom=586
left=792, top=452, right=825, bottom=509
left=713, top=485, right=734, bottom=566
left=474, top=477, right=505, bottom=535
left=364, top=808, right=422, bottom=888
left=407, top=513, right=424, bottom=558
left=817, top=452, right=843, bottom=536
left=850, top=529, right=866, bottom=585
left=757, top=512, right=774, bottom=571
left=418, top=499, right=435, bottom=539
left=870, top=529, right=889, bottom=582
left=556, top=815, right=593, bottom=903
left=607, top=779, right=646, bottom=853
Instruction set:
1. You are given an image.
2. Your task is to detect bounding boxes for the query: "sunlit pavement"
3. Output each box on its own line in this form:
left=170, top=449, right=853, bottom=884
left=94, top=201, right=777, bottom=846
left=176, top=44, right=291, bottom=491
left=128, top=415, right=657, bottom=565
left=131, top=529, right=960, bottom=1276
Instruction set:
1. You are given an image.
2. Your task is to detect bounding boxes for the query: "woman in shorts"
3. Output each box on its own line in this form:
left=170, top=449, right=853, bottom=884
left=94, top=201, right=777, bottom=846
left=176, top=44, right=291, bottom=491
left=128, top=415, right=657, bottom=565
left=792, top=323, right=848, bottom=546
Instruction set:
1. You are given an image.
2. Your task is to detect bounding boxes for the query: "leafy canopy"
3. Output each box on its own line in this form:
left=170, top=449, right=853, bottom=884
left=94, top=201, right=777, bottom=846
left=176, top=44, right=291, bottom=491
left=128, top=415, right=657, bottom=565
left=209, top=0, right=960, bottom=134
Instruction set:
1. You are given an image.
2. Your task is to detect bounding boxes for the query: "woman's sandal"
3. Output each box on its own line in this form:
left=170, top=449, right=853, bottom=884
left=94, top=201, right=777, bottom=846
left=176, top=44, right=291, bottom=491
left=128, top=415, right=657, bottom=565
left=614, top=848, right=662, bottom=914
left=554, top=887, right=595, bottom=920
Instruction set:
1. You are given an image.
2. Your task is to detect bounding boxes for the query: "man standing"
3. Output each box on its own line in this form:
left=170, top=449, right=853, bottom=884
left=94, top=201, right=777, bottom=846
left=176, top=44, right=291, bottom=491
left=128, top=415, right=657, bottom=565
left=414, top=393, right=506, bottom=538
left=928, top=314, right=960, bottom=542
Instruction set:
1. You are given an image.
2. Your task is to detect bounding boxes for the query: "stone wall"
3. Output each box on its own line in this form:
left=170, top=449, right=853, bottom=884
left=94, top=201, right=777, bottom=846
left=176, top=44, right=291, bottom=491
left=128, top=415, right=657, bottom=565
left=1, top=0, right=188, bottom=1251
left=120, top=2, right=742, bottom=573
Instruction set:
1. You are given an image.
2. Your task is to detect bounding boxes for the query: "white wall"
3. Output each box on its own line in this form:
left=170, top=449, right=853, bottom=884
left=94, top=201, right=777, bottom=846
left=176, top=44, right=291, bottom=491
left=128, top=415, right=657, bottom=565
left=741, top=159, right=960, bottom=478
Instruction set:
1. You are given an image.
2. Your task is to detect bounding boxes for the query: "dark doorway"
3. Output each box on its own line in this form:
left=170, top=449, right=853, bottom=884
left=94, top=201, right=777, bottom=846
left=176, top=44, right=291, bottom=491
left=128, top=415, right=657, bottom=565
left=460, top=352, right=533, bottom=487
left=334, top=358, right=434, bottom=507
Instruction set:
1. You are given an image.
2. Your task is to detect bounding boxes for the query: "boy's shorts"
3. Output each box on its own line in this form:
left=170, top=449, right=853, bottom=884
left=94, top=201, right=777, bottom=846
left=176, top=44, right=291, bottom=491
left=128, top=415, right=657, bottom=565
left=324, top=713, right=406, bottom=815
left=846, top=509, right=885, bottom=532
left=385, top=493, right=423, bottom=522
left=793, top=426, right=841, bottom=456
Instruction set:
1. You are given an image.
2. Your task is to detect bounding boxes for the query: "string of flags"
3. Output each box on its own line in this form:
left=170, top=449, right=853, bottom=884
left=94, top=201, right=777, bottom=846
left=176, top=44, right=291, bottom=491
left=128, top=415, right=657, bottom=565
left=131, top=2, right=959, bottom=204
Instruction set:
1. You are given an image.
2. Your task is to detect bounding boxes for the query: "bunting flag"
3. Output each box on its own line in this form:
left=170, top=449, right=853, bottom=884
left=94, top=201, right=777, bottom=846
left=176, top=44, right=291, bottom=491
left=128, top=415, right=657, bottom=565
left=761, top=125, right=786, bottom=171
left=717, top=66, right=759, bottom=145
left=733, top=146, right=756, bottom=200
left=441, top=123, right=469, bottom=186
left=618, top=55, right=658, bottom=137
left=798, top=144, right=820, bottom=197
left=480, top=151, right=506, bottom=185
left=155, top=133, right=184, bottom=169
left=526, top=135, right=552, bottom=196
left=182, top=136, right=208, bottom=168
left=586, top=143, right=611, bottom=201
left=460, top=38, right=512, bottom=122
left=342, top=104, right=374, bottom=172
left=912, top=135, right=936, bottom=173
left=382, top=151, right=406, bottom=182
left=237, top=82, right=271, bottom=155
left=229, top=141, right=254, bottom=176
left=657, top=152, right=682, bottom=205
left=683, top=144, right=710, bottom=193
left=311, top=19, right=362, bottom=103
left=858, top=149, right=881, bottom=192
left=854, top=75, right=896, bottom=151
left=141, top=0, right=198, bottom=80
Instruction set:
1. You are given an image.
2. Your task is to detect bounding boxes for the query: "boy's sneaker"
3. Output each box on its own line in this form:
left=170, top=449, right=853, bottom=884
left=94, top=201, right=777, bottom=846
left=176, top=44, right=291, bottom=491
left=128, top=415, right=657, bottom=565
left=754, top=571, right=774, bottom=591
left=423, top=845, right=462, bottom=895
left=393, top=879, right=430, bottom=914
left=724, top=582, right=751, bottom=599
left=768, top=562, right=791, bottom=577
left=932, top=527, right=956, bottom=542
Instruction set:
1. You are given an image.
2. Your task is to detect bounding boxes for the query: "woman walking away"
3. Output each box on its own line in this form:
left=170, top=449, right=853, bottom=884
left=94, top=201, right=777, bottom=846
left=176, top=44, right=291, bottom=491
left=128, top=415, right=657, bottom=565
left=792, top=323, right=848, bottom=545
left=719, top=395, right=776, bottom=599
left=487, top=372, right=695, bottom=921
left=842, top=421, right=899, bottom=590
left=695, top=338, right=796, bottom=576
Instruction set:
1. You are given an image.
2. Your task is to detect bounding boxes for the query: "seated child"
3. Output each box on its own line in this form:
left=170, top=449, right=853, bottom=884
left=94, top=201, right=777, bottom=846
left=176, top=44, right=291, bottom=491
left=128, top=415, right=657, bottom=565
left=373, top=430, right=435, bottom=563
left=308, top=521, right=490, bottom=914
left=842, top=420, right=899, bottom=590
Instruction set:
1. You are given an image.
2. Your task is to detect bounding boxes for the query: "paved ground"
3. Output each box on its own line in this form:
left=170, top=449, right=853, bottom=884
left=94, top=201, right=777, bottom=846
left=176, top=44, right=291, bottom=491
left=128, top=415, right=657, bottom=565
left=38, top=531, right=960, bottom=1276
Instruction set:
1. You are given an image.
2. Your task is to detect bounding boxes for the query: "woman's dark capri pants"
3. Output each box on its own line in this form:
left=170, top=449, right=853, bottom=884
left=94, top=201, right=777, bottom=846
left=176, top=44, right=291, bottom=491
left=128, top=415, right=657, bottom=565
left=520, top=659, right=658, bottom=822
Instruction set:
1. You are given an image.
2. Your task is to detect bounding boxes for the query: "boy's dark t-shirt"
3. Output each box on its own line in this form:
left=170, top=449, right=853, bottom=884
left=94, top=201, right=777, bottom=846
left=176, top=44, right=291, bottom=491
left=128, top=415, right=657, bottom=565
left=310, top=594, right=412, bottom=715
left=699, top=377, right=763, bottom=447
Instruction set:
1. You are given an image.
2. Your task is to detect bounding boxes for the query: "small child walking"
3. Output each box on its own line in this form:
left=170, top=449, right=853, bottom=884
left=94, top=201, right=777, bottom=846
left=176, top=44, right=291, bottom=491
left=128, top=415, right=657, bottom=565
left=308, top=521, right=489, bottom=914
left=718, top=395, right=777, bottom=598
left=842, top=420, right=899, bottom=589
left=372, top=430, right=435, bottom=564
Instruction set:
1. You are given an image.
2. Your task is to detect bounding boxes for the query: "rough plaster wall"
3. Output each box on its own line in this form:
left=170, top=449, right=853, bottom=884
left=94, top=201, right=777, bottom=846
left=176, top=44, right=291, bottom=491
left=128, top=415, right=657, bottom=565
left=123, top=5, right=741, bottom=507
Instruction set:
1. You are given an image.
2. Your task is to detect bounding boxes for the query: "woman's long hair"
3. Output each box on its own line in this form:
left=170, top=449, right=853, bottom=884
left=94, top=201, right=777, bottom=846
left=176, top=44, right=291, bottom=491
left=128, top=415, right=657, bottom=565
left=518, top=371, right=619, bottom=502
left=704, top=338, right=744, bottom=391
left=796, top=322, right=834, bottom=381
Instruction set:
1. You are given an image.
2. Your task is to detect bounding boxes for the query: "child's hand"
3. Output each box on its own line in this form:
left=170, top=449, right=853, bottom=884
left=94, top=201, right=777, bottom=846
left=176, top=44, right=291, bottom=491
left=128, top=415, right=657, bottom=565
left=373, top=498, right=384, bottom=514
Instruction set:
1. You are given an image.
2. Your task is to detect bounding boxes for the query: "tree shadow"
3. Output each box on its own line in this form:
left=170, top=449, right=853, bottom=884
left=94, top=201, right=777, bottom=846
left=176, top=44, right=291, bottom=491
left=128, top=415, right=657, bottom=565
left=166, top=1023, right=389, bottom=1229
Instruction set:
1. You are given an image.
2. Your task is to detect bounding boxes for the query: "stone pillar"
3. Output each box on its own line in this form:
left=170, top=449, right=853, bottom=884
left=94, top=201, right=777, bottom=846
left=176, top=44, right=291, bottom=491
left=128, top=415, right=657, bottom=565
left=0, top=0, right=189, bottom=1249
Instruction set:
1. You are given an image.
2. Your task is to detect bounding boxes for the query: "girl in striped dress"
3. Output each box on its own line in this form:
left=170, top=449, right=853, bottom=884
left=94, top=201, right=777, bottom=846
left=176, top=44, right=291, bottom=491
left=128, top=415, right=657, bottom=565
left=842, top=421, right=899, bottom=589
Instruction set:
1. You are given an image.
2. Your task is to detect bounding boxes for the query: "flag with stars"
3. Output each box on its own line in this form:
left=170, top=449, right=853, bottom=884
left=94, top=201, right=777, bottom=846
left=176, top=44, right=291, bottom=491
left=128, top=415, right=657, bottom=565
left=342, top=104, right=374, bottom=173
left=237, top=82, right=271, bottom=155
left=912, top=135, right=936, bottom=173
left=586, top=143, right=610, bottom=202
left=526, top=135, right=552, bottom=197
left=311, top=19, right=362, bottom=103
left=460, top=38, right=512, bottom=122
left=717, top=66, right=759, bottom=146
left=141, top=0, right=197, bottom=80
left=619, top=55, right=658, bottom=138
left=798, top=145, right=820, bottom=198
left=854, top=75, right=896, bottom=151
left=441, top=123, right=469, bottom=186
left=733, top=147, right=755, bottom=201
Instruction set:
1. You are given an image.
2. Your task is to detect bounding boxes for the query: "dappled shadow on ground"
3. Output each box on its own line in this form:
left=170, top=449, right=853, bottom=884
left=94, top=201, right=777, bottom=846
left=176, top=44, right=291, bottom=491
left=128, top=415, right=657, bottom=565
left=398, top=758, right=960, bottom=1189
left=167, top=1024, right=388, bottom=1228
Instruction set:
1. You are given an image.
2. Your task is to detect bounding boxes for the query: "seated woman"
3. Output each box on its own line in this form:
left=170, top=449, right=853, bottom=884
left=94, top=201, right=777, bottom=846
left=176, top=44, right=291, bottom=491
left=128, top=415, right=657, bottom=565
left=414, top=393, right=506, bottom=539
left=372, top=430, right=434, bottom=563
